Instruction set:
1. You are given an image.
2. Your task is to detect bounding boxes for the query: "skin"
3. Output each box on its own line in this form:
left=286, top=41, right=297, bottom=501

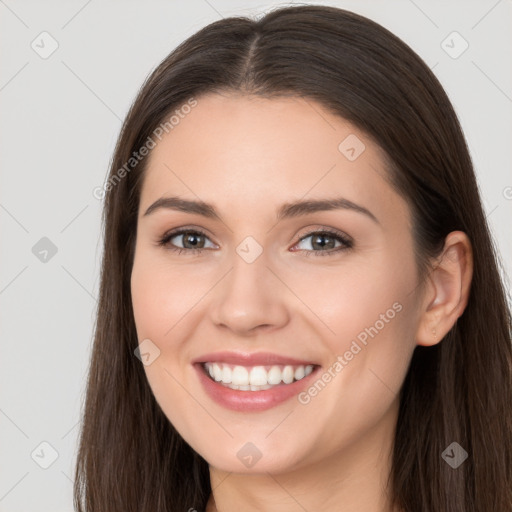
left=130, top=93, right=473, bottom=512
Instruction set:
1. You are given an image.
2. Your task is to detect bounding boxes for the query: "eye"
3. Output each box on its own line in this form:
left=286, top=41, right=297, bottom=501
left=157, top=228, right=217, bottom=254
left=292, top=228, right=353, bottom=257
left=157, top=227, right=353, bottom=257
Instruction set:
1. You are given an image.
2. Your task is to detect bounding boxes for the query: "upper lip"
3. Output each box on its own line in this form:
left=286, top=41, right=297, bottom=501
left=192, top=351, right=318, bottom=367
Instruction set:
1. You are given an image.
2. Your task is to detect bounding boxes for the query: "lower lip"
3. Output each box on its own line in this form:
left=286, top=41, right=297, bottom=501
left=194, top=363, right=319, bottom=412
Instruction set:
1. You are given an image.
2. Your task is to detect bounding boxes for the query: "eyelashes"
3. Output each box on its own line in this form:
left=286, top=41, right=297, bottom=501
left=157, top=227, right=353, bottom=257
left=157, top=228, right=216, bottom=255
left=293, top=228, right=353, bottom=257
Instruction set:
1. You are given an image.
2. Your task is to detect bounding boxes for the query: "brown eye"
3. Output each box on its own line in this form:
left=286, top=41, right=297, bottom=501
left=175, top=231, right=206, bottom=249
left=294, top=230, right=353, bottom=257
left=158, top=229, right=216, bottom=254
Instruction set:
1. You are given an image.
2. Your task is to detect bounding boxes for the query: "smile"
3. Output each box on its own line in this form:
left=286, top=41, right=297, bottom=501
left=194, top=361, right=320, bottom=412
left=203, top=362, right=315, bottom=391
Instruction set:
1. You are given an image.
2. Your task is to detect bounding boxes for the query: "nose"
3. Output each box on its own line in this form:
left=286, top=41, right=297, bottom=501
left=210, top=250, right=290, bottom=336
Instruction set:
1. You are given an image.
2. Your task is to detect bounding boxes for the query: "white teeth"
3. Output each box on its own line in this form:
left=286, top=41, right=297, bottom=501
left=221, top=383, right=273, bottom=391
left=231, top=366, right=249, bottom=386
left=203, top=362, right=316, bottom=390
left=213, top=364, right=222, bottom=381
left=221, top=365, right=232, bottom=384
left=250, top=384, right=272, bottom=391
left=249, top=366, right=268, bottom=386
left=282, top=365, right=294, bottom=384
left=267, top=366, right=282, bottom=385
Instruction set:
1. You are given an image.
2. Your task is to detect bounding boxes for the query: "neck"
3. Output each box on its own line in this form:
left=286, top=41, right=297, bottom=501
left=206, top=398, right=401, bottom=512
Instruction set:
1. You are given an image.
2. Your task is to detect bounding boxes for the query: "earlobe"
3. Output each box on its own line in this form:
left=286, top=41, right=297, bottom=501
left=416, top=231, right=473, bottom=347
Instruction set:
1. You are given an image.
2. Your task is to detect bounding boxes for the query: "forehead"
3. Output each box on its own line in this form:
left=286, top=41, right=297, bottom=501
left=139, top=93, right=405, bottom=224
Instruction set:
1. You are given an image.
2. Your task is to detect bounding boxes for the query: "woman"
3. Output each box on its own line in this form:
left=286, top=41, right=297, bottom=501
left=74, top=5, right=512, bottom=511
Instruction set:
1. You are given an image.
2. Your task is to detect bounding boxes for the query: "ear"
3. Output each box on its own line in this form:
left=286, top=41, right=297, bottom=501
left=416, top=231, right=473, bottom=347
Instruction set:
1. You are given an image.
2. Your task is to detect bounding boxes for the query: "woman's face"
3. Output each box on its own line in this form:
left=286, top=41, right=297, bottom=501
left=131, top=93, right=424, bottom=474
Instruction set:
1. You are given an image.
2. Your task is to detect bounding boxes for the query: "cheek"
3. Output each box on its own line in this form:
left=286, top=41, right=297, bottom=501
left=130, top=252, right=209, bottom=343
left=285, top=248, right=417, bottom=348
left=289, top=301, right=418, bottom=460
left=294, top=249, right=419, bottom=405
left=131, top=274, right=168, bottom=348
left=130, top=254, right=203, bottom=443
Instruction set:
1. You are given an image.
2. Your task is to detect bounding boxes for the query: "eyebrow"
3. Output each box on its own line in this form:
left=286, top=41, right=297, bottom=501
left=143, top=195, right=379, bottom=224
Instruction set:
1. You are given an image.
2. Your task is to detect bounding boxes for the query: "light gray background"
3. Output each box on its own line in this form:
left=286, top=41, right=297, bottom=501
left=0, top=1, right=510, bottom=510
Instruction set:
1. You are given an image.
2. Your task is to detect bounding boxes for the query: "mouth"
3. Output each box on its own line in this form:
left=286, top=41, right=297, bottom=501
left=191, top=351, right=321, bottom=411
left=201, top=362, right=316, bottom=391
left=193, top=358, right=321, bottom=412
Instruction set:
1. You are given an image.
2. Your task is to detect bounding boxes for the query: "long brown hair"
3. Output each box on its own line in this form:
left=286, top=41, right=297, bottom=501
left=74, top=5, right=512, bottom=511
